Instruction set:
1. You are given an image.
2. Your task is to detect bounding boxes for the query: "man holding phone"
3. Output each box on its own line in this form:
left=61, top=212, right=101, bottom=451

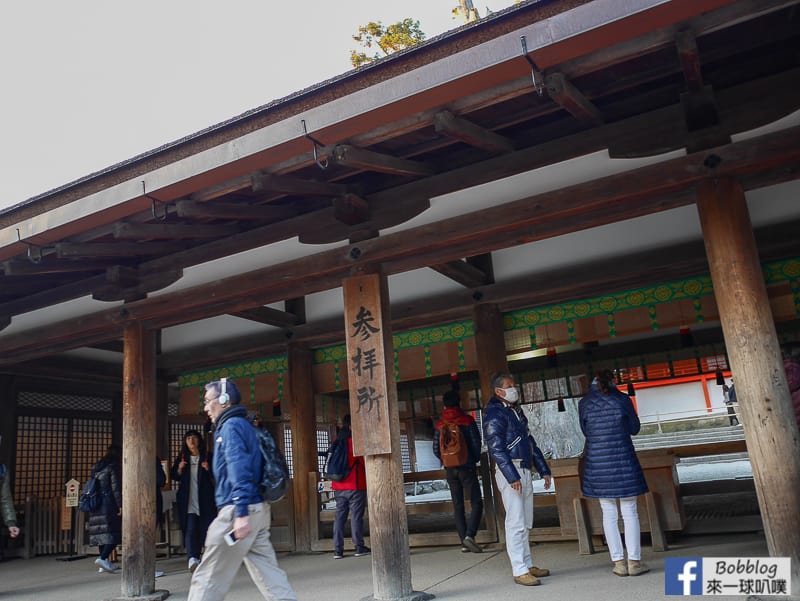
left=188, top=378, right=297, bottom=601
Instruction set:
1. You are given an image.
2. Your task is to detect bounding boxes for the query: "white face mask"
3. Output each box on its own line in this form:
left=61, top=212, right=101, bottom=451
left=500, top=386, right=519, bottom=404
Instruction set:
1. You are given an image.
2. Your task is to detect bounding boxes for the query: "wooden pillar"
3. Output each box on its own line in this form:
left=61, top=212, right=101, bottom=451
left=342, top=266, right=432, bottom=601
left=288, top=342, right=316, bottom=552
left=0, top=376, right=16, bottom=466
left=473, top=303, right=508, bottom=407
left=472, top=303, right=508, bottom=543
left=155, top=379, right=169, bottom=461
left=696, top=177, right=800, bottom=583
left=120, top=323, right=167, bottom=600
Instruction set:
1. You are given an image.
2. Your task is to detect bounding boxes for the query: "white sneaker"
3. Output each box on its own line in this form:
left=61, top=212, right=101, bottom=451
left=188, top=557, right=200, bottom=572
left=155, top=570, right=164, bottom=578
left=95, top=557, right=119, bottom=573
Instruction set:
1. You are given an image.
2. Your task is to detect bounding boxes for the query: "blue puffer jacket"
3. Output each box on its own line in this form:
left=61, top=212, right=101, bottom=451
left=212, top=405, right=263, bottom=517
left=483, top=396, right=550, bottom=484
left=579, top=381, right=648, bottom=498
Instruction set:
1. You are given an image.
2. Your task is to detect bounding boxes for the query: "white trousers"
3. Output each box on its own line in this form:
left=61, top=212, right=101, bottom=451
left=188, top=502, right=297, bottom=601
left=598, top=497, right=641, bottom=561
left=495, top=466, right=535, bottom=577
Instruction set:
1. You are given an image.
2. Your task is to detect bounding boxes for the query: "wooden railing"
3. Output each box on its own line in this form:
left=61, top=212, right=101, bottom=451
left=20, top=496, right=86, bottom=558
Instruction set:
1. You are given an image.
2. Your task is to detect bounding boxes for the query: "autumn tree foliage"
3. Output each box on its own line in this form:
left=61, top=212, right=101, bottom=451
left=350, top=18, right=426, bottom=67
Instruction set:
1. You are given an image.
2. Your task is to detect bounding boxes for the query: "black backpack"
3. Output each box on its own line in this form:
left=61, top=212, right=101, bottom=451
left=79, top=473, right=102, bottom=512
left=323, top=437, right=351, bottom=482
left=255, top=426, right=290, bottom=503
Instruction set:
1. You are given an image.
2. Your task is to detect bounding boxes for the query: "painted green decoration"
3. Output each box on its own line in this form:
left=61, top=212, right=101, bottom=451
left=180, top=257, right=800, bottom=387
left=424, top=345, right=432, bottom=377
left=178, top=355, right=288, bottom=389
left=504, top=277, right=714, bottom=330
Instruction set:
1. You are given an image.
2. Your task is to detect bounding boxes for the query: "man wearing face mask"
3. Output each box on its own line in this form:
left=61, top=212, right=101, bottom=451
left=483, top=372, right=552, bottom=586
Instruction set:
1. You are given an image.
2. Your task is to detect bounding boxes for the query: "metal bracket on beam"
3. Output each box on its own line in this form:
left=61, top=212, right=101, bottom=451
left=301, top=119, right=329, bottom=170
left=142, top=181, right=170, bottom=221
left=15, top=228, right=44, bottom=264
left=520, top=35, right=545, bottom=97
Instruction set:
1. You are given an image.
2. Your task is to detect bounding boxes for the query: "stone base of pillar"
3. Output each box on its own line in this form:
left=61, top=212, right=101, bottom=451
left=106, top=589, right=170, bottom=601
left=360, top=592, right=434, bottom=601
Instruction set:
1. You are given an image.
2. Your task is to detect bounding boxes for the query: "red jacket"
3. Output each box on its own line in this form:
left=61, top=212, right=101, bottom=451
left=331, top=435, right=366, bottom=491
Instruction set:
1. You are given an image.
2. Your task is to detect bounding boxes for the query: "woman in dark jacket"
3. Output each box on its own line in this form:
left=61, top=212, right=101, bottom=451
left=88, top=445, right=122, bottom=573
left=579, top=370, right=649, bottom=577
left=170, top=430, right=215, bottom=572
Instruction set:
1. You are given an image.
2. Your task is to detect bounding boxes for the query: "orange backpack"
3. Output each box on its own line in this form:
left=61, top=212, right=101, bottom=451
left=440, top=421, right=469, bottom=467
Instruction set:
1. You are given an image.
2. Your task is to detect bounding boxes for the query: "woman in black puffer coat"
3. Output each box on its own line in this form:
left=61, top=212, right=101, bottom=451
left=579, top=370, right=649, bottom=578
left=88, top=445, right=122, bottom=573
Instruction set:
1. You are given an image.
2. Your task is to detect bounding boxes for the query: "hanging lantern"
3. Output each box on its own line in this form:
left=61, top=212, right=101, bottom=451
left=627, top=381, right=636, bottom=397
left=715, top=368, right=725, bottom=385
left=557, top=397, right=566, bottom=412
left=546, top=347, right=558, bottom=367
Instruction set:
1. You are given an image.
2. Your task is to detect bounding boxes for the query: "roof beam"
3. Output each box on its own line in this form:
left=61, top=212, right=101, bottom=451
left=113, top=222, right=239, bottom=240
left=158, top=221, right=799, bottom=374
left=1, top=124, right=798, bottom=364
left=433, top=110, right=515, bottom=153
left=175, top=200, right=298, bottom=221
left=56, top=242, right=187, bottom=258
left=229, top=306, right=302, bottom=328
left=676, top=29, right=704, bottom=92
left=333, top=194, right=370, bottom=226
left=250, top=172, right=349, bottom=197
left=545, top=73, right=604, bottom=125
left=430, top=259, right=492, bottom=288
left=330, top=144, right=434, bottom=177
left=3, top=258, right=116, bottom=275
left=92, top=269, right=183, bottom=302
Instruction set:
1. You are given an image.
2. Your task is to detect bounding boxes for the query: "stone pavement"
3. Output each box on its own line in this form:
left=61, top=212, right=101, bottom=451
left=0, top=531, right=778, bottom=601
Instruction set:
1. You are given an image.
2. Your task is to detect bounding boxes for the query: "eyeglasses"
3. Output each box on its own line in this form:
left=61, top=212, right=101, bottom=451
left=203, top=396, right=219, bottom=406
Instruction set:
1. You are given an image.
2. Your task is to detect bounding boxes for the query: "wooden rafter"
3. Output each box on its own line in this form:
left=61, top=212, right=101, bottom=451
left=250, top=172, right=349, bottom=196
left=676, top=29, right=704, bottom=92
left=433, top=110, right=515, bottom=153
left=331, top=144, right=433, bottom=176
left=113, top=222, right=239, bottom=240
left=1, top=124, right=798, bottom=364
left=3, top=258, right=116, bottom=275
left=430, top=259, right=492, bottom=288
left=229, top=306, right=302, bottom=328
left=56, top=242, right=187, bottom=258
left=545, top=73, right=604, bottom=125
left=175, top=200, right=298, bottom=221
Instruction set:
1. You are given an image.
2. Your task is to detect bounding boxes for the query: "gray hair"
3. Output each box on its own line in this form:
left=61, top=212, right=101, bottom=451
left=491, top=372, right=514, bottom=390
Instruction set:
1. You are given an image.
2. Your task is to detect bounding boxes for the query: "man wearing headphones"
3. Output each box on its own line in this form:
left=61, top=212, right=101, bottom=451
left=188, top=378, right=297, bottom=601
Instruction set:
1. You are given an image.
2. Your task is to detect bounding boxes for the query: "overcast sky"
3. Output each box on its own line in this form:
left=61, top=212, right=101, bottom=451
left=0, top=1, right=511, bottom=209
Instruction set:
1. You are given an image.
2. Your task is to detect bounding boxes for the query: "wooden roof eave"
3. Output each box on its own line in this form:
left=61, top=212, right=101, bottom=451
left=0, top=0, right=743, bottom=262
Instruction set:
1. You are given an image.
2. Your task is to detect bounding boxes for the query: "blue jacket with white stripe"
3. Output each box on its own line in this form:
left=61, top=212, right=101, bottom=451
left=483, top=396, right=550, bottom=484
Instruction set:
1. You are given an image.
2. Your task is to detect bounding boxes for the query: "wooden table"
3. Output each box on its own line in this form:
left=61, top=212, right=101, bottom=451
left=549, top=449, right=685, bottom=554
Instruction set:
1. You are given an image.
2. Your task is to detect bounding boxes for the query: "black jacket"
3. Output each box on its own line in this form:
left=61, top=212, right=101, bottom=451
left=87, top=459, right=122, bottom=547
left=170, top=451, right=216, bottom=534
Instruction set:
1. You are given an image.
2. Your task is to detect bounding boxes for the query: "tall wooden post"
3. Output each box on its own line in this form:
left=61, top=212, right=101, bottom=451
left=472, top=303, right=509, bottom=543
left=342, top=266, right=433, bottom=601
left=696, top=177, right=800, bottom=584
left=288, top=342, right=316, bottom=551
left=0, top=376, right=16, bottom=466
left=120, top=323, right=168, bottom=601
left=473, top=303, right=508, bottom=407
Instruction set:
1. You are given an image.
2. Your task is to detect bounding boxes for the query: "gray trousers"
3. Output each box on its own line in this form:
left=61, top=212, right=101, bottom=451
left=333, top=489, right=366, bottom=553
left=188, top=502, right=296, bottom=601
